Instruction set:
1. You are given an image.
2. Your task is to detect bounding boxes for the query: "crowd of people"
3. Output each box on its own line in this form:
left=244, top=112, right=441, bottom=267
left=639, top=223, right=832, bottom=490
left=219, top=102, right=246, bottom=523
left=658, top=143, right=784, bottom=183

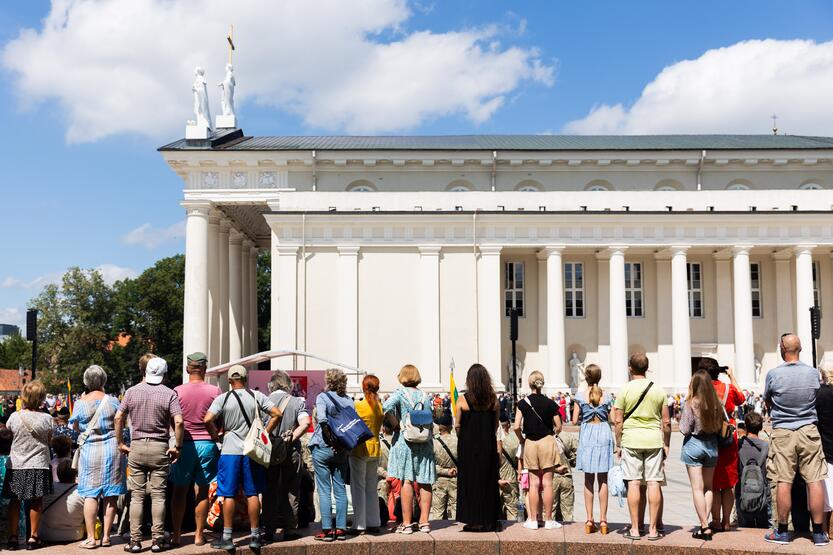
left=0, top=332, right=830, bottom=549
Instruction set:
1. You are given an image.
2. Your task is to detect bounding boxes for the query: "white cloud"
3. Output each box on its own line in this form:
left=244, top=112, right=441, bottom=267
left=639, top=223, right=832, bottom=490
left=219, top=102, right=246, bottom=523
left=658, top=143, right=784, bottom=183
left=122, top=221, right=186, bottom=249
left=0, top=308, right=23, bottom=328
left=3, top=0, right=554, bottom=142
left=565, top=39, right=833, bottom=135
left=1, top=273, right=62, bottom=290
left=95, top=264, right=137, bottom=285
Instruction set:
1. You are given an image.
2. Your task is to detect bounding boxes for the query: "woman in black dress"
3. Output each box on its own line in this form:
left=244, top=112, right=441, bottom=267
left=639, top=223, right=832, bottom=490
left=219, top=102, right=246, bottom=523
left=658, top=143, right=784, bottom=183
left=455, top=363, right=502, bottom=532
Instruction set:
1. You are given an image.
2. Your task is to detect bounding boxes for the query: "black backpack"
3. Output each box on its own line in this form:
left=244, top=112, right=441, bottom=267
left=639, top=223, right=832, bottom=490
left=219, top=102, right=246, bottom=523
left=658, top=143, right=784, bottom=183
left=738, top=438, right=767, bottom=513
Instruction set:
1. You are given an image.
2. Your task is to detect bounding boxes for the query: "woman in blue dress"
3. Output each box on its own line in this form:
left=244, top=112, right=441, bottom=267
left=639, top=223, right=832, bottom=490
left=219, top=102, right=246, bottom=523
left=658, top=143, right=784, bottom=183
left=69, top=365, right=126, bottom=549
left=571, top=364, right=614, bottom=535
left=383, top=364, right=435, bottom=534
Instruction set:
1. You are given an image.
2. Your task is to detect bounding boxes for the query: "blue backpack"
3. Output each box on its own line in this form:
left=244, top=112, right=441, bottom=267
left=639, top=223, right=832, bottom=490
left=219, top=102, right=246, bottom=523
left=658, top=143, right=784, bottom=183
left=323, top=393, right=373, bottom=450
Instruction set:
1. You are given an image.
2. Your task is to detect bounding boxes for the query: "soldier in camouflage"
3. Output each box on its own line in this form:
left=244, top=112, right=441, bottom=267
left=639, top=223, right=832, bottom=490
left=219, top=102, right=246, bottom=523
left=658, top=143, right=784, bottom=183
left=552, top=432, right=578, bottom=522
left=499, top=412, right=520, bottom=520
left=430, top=413, right=458, bottom=520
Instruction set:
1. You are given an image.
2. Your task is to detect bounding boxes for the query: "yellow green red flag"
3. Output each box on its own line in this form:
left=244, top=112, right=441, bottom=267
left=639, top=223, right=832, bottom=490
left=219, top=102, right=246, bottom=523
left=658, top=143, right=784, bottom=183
left=67, top=378, right=73, bottom=414
left=449, top=359, right=459, bottom=417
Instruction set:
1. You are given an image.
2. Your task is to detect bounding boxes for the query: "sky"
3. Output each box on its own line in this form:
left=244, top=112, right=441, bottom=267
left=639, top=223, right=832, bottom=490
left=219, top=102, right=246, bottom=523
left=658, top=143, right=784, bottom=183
left=2, top=0, right=833, bottom=330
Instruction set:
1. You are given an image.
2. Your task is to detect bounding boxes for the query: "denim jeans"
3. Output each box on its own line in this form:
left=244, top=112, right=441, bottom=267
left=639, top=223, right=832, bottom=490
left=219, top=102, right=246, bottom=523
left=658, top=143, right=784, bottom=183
left=311, top=445, right=348, bottom=530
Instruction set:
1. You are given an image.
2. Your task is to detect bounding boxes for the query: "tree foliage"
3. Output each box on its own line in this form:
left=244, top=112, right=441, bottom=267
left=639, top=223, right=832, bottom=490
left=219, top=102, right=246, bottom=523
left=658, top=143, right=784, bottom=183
left=0, top=334, right=32, bottom=370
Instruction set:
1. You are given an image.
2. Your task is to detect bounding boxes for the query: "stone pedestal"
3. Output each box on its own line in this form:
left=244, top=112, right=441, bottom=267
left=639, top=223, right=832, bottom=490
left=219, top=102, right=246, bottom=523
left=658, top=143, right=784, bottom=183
left=216, top=115, right=237, bottom=129
left=185, top=123, right=210, bottom=139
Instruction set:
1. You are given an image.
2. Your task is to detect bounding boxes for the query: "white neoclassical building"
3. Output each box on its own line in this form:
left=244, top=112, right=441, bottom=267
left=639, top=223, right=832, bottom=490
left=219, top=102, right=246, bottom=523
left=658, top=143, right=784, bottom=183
left=160, top=132, right=833, bottom=393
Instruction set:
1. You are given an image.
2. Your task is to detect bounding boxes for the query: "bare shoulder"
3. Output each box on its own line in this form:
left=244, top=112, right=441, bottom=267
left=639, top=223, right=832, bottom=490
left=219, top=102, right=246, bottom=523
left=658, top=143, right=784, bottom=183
left=458, top=394, right=469, bottom=411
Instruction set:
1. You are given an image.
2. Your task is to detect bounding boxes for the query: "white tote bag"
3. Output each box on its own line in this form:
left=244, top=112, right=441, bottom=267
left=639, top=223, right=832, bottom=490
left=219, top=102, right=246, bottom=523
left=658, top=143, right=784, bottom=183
left=230, top=390, right=272, bottom=467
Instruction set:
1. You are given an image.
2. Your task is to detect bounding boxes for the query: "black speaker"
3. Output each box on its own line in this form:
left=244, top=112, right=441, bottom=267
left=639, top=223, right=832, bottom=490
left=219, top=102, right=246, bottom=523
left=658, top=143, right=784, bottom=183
left=26, top=309, right=37, bottom=341
left=510, top=308, right=519, bottom=341
left=811, top=306, right=822, bottom=340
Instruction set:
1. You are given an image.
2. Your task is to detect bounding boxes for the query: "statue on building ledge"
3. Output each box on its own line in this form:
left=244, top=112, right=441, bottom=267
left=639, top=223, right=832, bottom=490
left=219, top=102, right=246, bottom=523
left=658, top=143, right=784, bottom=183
left=216, top=63, right=237, bottom=129
left=186, top=66, right=212, bottom=139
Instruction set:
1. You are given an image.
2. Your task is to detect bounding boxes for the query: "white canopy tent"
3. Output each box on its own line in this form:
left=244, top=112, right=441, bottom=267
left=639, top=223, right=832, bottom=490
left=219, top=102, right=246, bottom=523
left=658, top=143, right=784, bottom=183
left=206, top=348, right=369, bottom=379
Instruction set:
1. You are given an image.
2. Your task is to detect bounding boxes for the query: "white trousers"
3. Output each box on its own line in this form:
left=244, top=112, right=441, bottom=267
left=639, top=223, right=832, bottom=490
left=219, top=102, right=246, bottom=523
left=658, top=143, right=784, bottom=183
left=349, top=455, right=381, bottom=529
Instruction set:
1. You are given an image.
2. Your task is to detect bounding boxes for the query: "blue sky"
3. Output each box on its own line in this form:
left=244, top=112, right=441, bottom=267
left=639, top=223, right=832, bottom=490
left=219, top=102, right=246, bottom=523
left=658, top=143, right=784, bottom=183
left=2, top=0, right=833, bottom=330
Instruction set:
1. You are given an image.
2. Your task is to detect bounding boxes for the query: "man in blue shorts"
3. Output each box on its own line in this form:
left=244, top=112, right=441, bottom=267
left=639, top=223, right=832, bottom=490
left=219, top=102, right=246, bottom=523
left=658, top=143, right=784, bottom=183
left=170, top=352, right=222, bottom=547
left=205, top=365, right=281, bottom=550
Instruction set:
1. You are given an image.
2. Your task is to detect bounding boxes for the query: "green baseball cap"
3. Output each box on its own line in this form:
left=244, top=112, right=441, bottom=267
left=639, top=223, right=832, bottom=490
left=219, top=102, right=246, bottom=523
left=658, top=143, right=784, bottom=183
left=187, top=352, right=208, bottom=364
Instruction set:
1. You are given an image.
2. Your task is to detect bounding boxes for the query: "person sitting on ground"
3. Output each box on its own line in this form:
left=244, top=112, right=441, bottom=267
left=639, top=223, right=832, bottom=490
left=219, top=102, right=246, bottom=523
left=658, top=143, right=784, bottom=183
left=736, top=411, right=770, bottom=528
left=763, top=334, right=829, bottom=546
left=37, top=460, right=84, bottom=543
left=49, top=436, right=72, bottom=482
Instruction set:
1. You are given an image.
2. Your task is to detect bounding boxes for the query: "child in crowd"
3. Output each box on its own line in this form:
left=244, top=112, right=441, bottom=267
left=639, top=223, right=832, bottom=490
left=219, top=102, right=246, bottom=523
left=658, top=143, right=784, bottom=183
left=50, top=435, right=72, bottom=482
left=736, top=411, right=770, bottom=528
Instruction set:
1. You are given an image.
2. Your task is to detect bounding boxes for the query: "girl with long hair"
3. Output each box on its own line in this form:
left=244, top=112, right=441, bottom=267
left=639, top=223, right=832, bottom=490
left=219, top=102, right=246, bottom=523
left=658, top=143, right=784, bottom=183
left=455, top=364, right=502, bottom=531
left=571, top=364, right=614, bottom=535
left=680, top=370, right=723, bottom=540
left=349, top=375, right=385, bottom=534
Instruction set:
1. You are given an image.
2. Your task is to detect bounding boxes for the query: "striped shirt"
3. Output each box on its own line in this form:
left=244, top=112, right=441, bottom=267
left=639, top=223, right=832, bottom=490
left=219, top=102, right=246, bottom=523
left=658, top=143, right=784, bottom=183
left=118, top=382, right=182, bottom=441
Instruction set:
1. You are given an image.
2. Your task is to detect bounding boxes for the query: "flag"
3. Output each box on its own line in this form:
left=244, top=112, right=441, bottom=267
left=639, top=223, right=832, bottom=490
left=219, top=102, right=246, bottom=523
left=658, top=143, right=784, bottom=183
left=67, top=378, right=73, bottom=414
left=449, top=359, right=459, bottom=418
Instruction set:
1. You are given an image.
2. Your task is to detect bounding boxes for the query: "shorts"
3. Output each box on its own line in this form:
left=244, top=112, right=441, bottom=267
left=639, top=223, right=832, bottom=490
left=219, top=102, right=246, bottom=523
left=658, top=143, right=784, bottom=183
left=523, top=435, right=559, bottom=471
left=621, top=447, right=664, bottom=482
left=216, top=454, right=266, bottom=497
left=681, top=435, right=718, bottom=468
left=769, top=425, right=828, bottom=484
left=822, top=461, right=833, bottom=512
left=169, top=440, right=219, bottom=486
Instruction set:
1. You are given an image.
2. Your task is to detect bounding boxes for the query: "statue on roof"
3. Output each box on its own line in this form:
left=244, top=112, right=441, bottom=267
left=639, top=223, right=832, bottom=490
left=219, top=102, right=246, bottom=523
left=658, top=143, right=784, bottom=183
left=192, top=66, right=212, bottom=129
left=218, top=64, right=236, bottom=118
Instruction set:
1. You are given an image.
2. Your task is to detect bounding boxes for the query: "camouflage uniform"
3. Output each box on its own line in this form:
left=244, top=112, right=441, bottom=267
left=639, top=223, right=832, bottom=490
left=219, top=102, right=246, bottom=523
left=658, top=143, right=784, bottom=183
left=552, top=432, right=577, bottom=522
left=499, top=430, right=520, bottom=520
left=378, top=434, right=392, bottom=501
left=430, top=432, right=458, bottom=520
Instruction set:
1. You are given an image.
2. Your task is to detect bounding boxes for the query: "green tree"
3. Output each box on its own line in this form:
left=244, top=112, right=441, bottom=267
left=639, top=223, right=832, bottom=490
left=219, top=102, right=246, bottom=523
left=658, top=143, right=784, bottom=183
left=257, top=251, right=271, bottom=354
left=0, top=334, right=32, bottom=370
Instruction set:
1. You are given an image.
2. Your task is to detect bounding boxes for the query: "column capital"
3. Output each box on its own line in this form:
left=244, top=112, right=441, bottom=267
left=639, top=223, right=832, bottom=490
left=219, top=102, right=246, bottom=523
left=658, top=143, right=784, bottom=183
left=181, top=200, right=212, bottom=217
left=275, top=245, right=300, bottom=256
left=540, top=245, right=566, bottom=258
left=794, top=244, right=817, bottom=256
left=595, top=245, right=628, bottom=259
left=219, top=217, right=232, bottom=233
left=418, top=245, right=442, bottom=256
left=731, top=245, right=754, bottom=256
left=242, top=238, right=254, bottom=250
left=655, top=245, right=690, bottom=260
left=478, top=245, right=503, bottom=256
left=229, top=228, right=244, bottom=245
left=337, top=245, right=361, bottom=256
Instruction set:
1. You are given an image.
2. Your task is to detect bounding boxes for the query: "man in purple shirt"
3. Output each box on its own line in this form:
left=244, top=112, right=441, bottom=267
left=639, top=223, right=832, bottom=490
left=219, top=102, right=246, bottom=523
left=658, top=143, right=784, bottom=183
left=115, top=356, right=184, bottom=553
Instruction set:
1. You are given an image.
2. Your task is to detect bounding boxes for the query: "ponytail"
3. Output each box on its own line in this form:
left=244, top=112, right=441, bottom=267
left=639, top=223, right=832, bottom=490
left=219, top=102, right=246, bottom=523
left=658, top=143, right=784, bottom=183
left=584, top=364, right=603, bottom=407
left=588, top=383, right=603, bottom=407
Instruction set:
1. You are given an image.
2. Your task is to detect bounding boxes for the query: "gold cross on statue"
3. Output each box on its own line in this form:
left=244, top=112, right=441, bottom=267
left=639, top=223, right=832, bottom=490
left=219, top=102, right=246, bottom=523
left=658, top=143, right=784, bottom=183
left=227, top=24, right=235, bottom=64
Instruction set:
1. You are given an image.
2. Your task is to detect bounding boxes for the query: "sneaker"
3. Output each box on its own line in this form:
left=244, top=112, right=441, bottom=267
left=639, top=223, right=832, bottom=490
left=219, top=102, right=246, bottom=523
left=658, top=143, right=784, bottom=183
left=249, top=534, right=263, bottom=550
left=814, top=531, right=830, bottom=546
left=313, top=530, right=335, bottom=542
left=544, top=520, right=562, bottom=530
left=522, top=520, right=539, bottom=530
left=210, top=538, right=236, bottom=550
left=150, top=540, right=165, bottom=553
left=763, top=529, right=791, bottom=545
left=334, top=529, right=347, bottom=541
left=123, top=543, right=142, bottom=554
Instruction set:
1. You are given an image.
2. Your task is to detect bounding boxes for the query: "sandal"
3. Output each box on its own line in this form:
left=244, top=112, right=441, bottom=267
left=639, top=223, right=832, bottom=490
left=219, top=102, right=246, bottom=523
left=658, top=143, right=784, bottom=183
left=100, top=538, right=112, bottom=548
left=623, top=530, right=641, bottom=541
left=646, top=532, right=664, bottom=541
left=397, top=523, right=415, bottom=535
left=419, top=523, right=431, bottom=533
left=584, top=520, right=596, bottom=534
left=79, top=539, right=98, bottom=550
left=599, top=521, right=609, bottom=535
left=26, top=537, right=45, bottom=551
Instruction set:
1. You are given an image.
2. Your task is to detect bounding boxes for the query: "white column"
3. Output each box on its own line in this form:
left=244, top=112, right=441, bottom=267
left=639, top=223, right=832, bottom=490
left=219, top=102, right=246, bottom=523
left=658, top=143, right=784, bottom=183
left=545, top=246, right=568, bottom=391
left=607, top=246, right=628, bottom=387
left=206, top=211, right=221, bottom=368
left=217, top=219, right=230, bottom=365
left=773, top=250, right=794, bottom=364
left=418, top=246, right=442, bottom=390
left=595, top=253, right=611, bottom=387
left=732, top=246, right=755, bottom=387
left=670, top=246, right=692, bottom=390
left=269, top=229, right=280, bottom=368
left=338, top=246, right=360, bottom=385
left=276, top=245, right=299, bottom=370
left=477, top=246, right=505, bottom=390
left=536, top=252, right=548, bottom=395
left=249, top=247, right=259, bottom=354
left=714, top=251, right=735, bottom=365
left=240, top=240, right=252, bottom=355
left=795, top=245, right=816, bottom=364
left=182, top=201, right=211, bottom=383
left=228, top=230, right=244, bottom=362
left=654, top=254, right=674, bottom=389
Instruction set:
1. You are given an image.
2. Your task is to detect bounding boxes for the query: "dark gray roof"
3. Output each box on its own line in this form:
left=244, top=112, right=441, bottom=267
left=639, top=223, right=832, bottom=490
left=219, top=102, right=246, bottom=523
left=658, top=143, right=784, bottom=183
left=159, top=132, right=833, bottom=152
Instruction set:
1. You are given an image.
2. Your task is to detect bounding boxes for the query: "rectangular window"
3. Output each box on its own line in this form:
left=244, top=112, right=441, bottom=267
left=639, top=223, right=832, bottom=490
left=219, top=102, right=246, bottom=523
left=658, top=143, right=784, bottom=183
left=687, top=262, right=703, bottom=318
left=624, top=262, right=644, bottom=317
left=814, top=261, right=822, bottom=315
left=751, top=262, right=762, bottom=318
left=504, top=262, right=524, bottom=317
left=565, top=262, right=585, bottom=318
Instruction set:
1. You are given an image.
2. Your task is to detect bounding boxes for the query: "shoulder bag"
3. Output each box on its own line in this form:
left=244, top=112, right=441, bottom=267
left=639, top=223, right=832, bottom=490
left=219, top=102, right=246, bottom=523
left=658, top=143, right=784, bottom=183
left=323, top=392, right=373, bottom=450
left=231, top=390, right=272, bottom=467
left=71, top=398, right=108, bottom=470
left=718, top=385, right=736, bottom=447
left=269, top=394, right=294, bottom=466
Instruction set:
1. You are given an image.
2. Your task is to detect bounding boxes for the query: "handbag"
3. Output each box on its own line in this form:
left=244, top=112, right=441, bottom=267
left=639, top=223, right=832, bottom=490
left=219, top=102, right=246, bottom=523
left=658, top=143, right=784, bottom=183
left=323, top=392, right=373, bottom=450
left=269, top=394, right=293, bottom=466
left=72, top=398, right=107, bottom=470
left=718, top=385, right=736, bottom=448
left=230, top=390, right=272, bottom=467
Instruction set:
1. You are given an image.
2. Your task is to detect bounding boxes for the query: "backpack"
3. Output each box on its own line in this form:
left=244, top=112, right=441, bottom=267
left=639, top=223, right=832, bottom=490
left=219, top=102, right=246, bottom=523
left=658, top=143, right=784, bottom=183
left=401, top=389, right=432, bottom=444
left=738, top=443, right=767, bottom=513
